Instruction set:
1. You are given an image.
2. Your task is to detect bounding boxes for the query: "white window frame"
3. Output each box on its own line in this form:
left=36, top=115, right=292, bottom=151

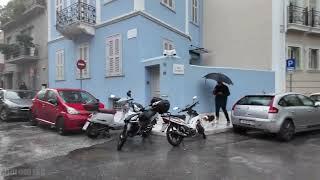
left=77, top=43, right=90, bottom=79
left=56, top=50, right=65, bottom=81
left=163, top=39, right=174, bottom=51
left=191, top=0, right=199, bottom=24
left=308, top=47, right=320, bottom=70
left=106, top=34, right=123, bottom=77
left=161, top=0, right=175, bottom=11
left=287, top=45, right=303, bottom=70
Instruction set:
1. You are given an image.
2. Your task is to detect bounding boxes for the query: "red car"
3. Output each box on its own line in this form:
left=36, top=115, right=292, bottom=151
left=30, top=88, right=104, bottom=135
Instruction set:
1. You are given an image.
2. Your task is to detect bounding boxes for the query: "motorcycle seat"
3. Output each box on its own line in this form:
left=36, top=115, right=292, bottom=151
left=98, top=108, right=117, bottom=114
left=171, top=115, right=186, bottom=120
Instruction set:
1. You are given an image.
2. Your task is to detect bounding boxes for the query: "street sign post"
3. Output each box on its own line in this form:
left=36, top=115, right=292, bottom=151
left=286, top=59, right=296, bottom=92
left=77, top=59, right=86, bottom=89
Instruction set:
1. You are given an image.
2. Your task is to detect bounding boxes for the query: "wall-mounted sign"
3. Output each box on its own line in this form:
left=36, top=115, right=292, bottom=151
left=127, top=28, right=138, bottom=39
left=173, top=64, right=184, bottom=75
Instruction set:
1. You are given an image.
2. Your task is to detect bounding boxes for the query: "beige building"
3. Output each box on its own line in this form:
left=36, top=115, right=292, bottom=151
left=0, top=0, right=48, bottom=90
left=203, top=0, right=320, bottom=94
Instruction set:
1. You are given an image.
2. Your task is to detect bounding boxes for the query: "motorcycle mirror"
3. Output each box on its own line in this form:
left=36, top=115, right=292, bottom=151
left=193, top=96, right=198, bottom=100
left=110, top=94, right=116, bottom=99
left=173, top=107, right=179, bottom=111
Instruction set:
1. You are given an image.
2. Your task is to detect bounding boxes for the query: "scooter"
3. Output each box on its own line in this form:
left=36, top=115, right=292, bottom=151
left=162, top=96, right=214, bottom=146
left=83, top=91, right=143, bottom=138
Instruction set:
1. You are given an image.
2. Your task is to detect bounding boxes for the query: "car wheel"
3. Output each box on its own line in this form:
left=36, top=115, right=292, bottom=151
left=233, top=125, right=247, bottom=134
left=278, top=120, right=295, bottom=142
left=0, top=109, right=8, bottom=122
left=56, top=117, right=67, bottom=136
left=29, top=113, right=38, bottom=126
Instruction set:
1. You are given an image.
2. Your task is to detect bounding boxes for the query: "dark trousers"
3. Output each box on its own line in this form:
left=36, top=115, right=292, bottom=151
left=215, top=98, right=230, bottom=122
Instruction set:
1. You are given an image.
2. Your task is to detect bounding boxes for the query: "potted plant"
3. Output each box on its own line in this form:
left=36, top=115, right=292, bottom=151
left=16, top=34, right=35, bottom=56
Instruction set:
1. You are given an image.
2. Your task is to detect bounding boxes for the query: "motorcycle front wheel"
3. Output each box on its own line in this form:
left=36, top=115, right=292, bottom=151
left=86, top=123, right=100, bottom=139
left=117, top=125, right=128, bottom=151
left=166, top=123, right=184, bottom=147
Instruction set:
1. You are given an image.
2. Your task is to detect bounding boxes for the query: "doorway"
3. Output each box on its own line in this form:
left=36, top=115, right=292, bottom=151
left=149, top=65, right=160, bottom=99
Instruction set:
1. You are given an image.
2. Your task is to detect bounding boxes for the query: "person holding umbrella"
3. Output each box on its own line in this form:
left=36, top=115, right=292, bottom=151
left=213, top=81, right=231, bottom=125
left=204, top=73, right=233, bottom=126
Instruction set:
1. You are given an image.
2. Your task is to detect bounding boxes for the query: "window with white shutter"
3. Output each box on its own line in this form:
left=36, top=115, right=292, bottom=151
left=56, top=50, right=65, bottom=81
left=161, top=0, right=175, bottom=10
left=106, top=34, right=122, bottom=76
left=192, top=0, right=198, bottom=24
left=163, top=39, right=174, bottom=51
left=77, top=43, right=90, bottom=79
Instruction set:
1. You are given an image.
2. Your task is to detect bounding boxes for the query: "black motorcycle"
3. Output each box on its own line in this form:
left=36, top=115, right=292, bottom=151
left=117, top=97, right=170, bottom=151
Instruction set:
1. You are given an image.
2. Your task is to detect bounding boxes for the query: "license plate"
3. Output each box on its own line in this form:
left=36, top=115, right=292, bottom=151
left=161, top=123, right=169, bottom=132
left=240, top=120, right=255, bottom=126
left=82, top=121, right=90, bottom=130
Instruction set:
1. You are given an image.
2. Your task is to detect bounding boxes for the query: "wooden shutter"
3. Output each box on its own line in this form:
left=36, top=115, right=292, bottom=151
left=56, top=50, right=64, bottom=80
left=107, top=34, right=122, bottom=76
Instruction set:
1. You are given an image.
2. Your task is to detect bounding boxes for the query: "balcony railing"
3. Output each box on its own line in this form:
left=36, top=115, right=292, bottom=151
left=310, top=9, right=320, bottom=28
left=288, top=5, right=308, bottom=25
left=56, top=2, right=96, bottom=27
left=5, top=45, right=40, bottom=64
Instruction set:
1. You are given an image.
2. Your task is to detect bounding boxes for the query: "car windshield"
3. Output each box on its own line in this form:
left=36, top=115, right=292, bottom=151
left=59, top=90, right=98, bottom=104
left=5, top=90, right=36, bottom=100
left=310, top=95, right=320, bottom=101
left=237, top=96, right=274, bottom=106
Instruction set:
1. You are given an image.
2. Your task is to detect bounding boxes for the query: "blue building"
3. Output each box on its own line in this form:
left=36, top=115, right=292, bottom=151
left=48, top=0, right=275, bottom=112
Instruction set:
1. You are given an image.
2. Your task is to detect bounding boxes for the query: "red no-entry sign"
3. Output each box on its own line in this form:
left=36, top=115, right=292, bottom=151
left=77, top=59, right=86, bottom=70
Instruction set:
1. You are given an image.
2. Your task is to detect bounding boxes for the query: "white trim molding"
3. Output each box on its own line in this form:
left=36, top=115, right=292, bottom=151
left=185, top=0, right=189, bottom=35
left=96, top=0, right=101, bottom=23
left=48, top=0, right=52, bottom=41
left=96, top=11, right=191, bottom=40
left=134, top=0, right=145, bottom=11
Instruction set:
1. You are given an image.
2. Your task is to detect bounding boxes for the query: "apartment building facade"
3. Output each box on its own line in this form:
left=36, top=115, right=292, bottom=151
left=0, top=0, right=48, bottom=90
left=203, top=0, right=320, bottom=95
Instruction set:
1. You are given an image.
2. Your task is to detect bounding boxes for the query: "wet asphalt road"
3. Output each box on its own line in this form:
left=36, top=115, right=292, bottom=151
left=1, top=121, right=320, bottom=180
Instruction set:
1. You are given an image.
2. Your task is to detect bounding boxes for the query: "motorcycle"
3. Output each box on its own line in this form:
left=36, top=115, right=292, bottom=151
left=162, top=96, right=213, bottom=147
left=83, top=91, right=143, bottom=139
left=117, top=97, right=170, bottom=151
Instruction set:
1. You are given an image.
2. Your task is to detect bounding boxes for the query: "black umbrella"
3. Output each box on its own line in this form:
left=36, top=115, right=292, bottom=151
left=203, top=73, right=233, bottom=85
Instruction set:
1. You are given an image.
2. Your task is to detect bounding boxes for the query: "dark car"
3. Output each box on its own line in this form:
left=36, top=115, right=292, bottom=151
left=0, top=90, right=36, bottom=121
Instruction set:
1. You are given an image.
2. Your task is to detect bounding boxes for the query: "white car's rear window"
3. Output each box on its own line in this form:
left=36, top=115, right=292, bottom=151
left=237, top=96, right=274, bottom=106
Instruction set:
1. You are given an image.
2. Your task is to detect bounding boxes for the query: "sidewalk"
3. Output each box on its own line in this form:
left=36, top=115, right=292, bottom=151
left=152, top=112, right=233, bottom=136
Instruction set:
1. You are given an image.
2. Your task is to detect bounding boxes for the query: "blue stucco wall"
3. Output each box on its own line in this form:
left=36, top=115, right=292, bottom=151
left=145, top=0, right=186, bottom=33
left=100, top=0, right=134, bottom=22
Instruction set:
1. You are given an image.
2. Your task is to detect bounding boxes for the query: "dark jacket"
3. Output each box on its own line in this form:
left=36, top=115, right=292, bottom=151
left=213, top=84, right=230, bottom=102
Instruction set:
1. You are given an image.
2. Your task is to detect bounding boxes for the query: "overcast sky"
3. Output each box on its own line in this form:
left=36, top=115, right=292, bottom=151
left=0, top=0, right=11, bottom=7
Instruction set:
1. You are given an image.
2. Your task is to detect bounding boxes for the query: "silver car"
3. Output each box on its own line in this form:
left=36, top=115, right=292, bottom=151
left=231, top=93, right=320, bottom=141
left=310, top=93, right=320, bottom=106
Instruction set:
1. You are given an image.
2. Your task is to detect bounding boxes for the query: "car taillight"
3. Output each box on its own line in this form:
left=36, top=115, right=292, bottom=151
left=268, top=97, right=278, bottom=113
left=232, top=104, right=237, bottom=111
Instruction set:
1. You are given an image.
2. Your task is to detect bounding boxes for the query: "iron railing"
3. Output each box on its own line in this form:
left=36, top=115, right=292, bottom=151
left=310, top=9, right=320, bottom=28
left=56, top=2, right=96, bottom=27
left=288, top=4, right=309, bottom=25
left=5, top=45, right=39, bottom=61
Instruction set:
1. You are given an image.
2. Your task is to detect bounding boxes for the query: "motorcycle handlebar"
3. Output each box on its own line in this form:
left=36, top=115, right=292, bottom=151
left=179, top=101, right=199, bottom=112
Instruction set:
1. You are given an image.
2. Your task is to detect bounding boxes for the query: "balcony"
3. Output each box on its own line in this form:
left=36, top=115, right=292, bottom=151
left=56, top=2, right=96, bottom=39
left=288, top=4, right=320, bottom=34
left=5, top=45, right=40, bottom=64
left=287, top=5, right=310, bottom=32
left=1, top=0, right=46, bottom=31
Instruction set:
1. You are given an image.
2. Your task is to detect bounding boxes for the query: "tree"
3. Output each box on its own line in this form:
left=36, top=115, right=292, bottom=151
left=0, top=0, right=26, bottom=25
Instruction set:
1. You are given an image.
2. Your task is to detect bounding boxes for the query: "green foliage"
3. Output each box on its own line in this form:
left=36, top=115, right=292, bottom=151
left=16, top=34, right=34, bottom=48
left=0, top=0, right=26, bottom=25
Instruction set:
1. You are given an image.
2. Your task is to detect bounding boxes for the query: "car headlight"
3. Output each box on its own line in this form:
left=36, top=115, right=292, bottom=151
left=66, top=107, right=79, bottom=115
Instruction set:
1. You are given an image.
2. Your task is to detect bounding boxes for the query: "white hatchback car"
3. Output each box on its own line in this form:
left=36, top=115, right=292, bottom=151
left=231, top=93, right=320, bottom=141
